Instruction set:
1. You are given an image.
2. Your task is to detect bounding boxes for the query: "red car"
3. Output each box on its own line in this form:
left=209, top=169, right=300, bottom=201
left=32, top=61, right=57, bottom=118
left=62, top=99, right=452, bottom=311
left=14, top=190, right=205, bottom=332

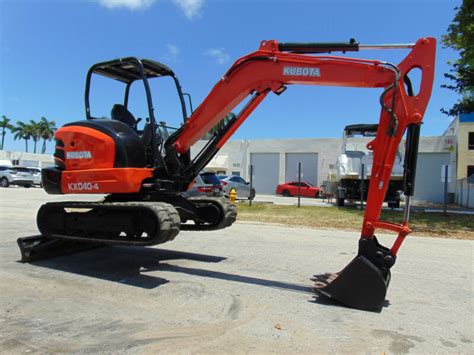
left=276, top=181, right=321, bottom=198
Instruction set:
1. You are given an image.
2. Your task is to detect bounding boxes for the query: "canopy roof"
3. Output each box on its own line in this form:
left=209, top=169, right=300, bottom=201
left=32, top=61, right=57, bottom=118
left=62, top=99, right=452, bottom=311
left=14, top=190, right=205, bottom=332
left=91, top=57, right=174, bottom=84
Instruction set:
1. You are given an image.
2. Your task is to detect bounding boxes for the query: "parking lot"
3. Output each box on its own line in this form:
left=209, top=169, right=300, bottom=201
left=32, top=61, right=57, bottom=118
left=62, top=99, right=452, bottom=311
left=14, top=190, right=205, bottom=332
left=0, top=188, right=473, bottom=353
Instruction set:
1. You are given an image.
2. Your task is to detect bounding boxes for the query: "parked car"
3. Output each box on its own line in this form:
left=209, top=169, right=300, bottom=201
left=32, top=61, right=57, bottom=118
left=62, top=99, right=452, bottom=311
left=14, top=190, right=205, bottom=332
left=218, top=175, right=255, bottom=199
left=276, top=181, right=321, bottom=198
left=0, top=166, right=34, bottom=188
left=183, top=172, right=223, bottom=197
left=27, top=167, right=42, bottom=186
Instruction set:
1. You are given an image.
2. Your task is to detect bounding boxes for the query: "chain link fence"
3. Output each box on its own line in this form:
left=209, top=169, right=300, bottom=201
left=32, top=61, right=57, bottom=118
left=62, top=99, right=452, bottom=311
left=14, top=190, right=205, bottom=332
left=455, top=178, right=474, bottom=208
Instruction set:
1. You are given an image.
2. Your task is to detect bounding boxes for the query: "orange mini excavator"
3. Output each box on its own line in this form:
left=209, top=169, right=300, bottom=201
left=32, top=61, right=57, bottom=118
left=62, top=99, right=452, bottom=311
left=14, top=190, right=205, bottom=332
left=18, top=37, right=436, bottom=311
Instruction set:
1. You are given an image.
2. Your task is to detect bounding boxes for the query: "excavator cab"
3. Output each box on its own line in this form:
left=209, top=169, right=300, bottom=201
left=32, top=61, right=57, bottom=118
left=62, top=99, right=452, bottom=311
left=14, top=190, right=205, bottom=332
left=84, top=57, right=188, bottom=167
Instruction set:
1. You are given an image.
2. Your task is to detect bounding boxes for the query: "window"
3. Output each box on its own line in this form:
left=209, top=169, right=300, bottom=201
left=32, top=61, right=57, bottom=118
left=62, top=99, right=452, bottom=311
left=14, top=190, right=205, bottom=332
left=12, top=167, right=31, bottom=173
left=200, top=173, right=221, bottom=185
left=468, top=166, right=474, bottom=178
left=89, top=74, right=126, bottom=119
left=469, top=132, right=474, bottom=150
left=289, top=182, right=306, bottom=187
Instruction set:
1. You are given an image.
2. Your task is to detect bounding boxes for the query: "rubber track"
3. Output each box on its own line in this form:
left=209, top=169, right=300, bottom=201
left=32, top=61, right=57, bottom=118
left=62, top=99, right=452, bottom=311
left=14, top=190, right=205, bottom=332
left=38, top=201, right=180, bottom=246
left=181, top=196, right=237, bottom=231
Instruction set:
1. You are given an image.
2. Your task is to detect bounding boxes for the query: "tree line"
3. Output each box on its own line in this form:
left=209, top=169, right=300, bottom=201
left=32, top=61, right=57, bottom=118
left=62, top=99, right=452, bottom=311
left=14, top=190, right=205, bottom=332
left=441, top=1, right=473, bottom=116
left=0, top=115, right=57, bottom=154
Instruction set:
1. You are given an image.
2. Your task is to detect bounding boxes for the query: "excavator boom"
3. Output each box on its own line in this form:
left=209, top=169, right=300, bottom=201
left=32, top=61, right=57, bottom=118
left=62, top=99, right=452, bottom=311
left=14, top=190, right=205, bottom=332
left=170, top=37, right=435, bottom=242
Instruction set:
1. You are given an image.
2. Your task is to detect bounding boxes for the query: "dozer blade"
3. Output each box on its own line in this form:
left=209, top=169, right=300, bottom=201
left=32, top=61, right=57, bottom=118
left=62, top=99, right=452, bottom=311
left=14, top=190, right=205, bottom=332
left=313, top=236, right=395, bottom=312
left=17, top=235, right=101, bottom=263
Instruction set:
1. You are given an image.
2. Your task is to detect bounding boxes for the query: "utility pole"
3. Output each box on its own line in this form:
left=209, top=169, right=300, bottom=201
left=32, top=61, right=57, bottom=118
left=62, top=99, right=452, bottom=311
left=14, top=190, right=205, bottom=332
left=297, top=162, right=301, bottom=208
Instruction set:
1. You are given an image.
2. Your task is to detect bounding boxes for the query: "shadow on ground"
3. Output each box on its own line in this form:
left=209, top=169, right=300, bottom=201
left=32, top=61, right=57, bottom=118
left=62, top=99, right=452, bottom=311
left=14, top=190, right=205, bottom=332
left=142, top=262, right=314, bottom=294
left=30, top=246, right=227, bottom=289
left=27, top=245, right=314, bottom=295
left=26, top=245, right=369, bottom=311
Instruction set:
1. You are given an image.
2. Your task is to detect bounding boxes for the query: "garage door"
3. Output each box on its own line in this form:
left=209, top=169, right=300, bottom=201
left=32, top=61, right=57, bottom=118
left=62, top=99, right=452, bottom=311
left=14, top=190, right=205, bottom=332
left=250, top=153, right=280, bottom=195
left=414, top=153, right=450, bottom=203
left=285, top=153, right=318, bottom=186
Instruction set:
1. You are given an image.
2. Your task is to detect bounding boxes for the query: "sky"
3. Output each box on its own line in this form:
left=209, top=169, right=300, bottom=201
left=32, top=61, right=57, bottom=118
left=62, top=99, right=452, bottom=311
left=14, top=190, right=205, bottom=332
left=0, top=0, right=463, bottom=153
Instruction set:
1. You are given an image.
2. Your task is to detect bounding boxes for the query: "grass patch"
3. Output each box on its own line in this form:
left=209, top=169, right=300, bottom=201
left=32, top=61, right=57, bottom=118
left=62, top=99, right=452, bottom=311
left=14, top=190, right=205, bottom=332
left=236, top=203, right=474, bottom=240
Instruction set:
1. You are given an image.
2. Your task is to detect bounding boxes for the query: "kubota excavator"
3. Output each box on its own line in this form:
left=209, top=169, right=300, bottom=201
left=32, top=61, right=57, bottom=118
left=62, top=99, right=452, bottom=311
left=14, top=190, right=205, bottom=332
left=18, top=37, right=436, bottom=312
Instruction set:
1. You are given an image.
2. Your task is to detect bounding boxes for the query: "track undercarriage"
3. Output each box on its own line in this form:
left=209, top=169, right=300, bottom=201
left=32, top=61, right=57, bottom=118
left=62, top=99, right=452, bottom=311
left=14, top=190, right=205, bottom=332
left=18, top=196, right=237, bottom=262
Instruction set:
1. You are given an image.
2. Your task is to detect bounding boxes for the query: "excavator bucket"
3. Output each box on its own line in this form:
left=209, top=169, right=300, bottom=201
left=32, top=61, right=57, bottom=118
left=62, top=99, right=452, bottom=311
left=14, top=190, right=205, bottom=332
left=312, top=237, right=395, bottom=312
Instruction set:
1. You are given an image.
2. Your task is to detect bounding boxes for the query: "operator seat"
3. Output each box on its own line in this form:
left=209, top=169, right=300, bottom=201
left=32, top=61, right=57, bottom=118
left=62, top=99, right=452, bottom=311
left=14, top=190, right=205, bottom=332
left=111, top=104, right=137, bottom=128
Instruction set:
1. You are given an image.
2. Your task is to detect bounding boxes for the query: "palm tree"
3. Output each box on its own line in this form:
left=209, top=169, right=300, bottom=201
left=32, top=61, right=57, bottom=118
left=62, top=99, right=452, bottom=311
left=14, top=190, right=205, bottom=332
left=0, top=115, right=14, bottom=150
left=38, top=117, right=56, bottom=154
left=12, top=121, right=33, bottom=152
left=29, top=120, right=41, bottom=153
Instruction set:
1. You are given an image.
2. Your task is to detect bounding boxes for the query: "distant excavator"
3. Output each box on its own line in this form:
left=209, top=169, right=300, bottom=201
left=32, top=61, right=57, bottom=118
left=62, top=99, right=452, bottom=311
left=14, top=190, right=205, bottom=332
left=18, top=37, right=436, bottom=311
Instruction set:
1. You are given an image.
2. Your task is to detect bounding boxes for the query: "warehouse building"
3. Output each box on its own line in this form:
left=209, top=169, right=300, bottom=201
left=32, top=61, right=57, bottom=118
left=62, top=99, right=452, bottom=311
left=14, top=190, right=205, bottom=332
left=442, top=112, right=474, bottom=207
left=192, top=135, right=452, bottom=202
left=0, top=150, right=53, bottom=168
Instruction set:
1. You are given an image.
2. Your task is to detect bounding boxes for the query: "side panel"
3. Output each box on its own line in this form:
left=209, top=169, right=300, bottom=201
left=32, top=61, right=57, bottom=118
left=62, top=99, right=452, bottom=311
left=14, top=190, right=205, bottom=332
left=285, top=153, right=318, bottom=186
left=56, top=126, right=115, bottom=170
left=250, top=153, right=280, bottom=195
left=61, top=168, right=153, bottom=194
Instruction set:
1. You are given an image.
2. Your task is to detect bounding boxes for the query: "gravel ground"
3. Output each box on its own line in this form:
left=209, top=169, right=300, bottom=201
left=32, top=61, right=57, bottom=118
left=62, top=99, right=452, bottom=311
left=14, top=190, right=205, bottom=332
left=0, top=188, right=472, bottom=353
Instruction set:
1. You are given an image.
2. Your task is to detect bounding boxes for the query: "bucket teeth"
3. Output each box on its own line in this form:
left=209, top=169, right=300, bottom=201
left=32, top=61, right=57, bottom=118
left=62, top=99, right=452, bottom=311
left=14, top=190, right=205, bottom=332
left=311, top=273, right=339, bottom=289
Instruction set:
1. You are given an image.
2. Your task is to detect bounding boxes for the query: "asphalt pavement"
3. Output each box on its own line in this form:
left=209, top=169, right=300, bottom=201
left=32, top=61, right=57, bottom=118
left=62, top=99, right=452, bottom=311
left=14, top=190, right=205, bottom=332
left=0, top=188, right=472, bottom=353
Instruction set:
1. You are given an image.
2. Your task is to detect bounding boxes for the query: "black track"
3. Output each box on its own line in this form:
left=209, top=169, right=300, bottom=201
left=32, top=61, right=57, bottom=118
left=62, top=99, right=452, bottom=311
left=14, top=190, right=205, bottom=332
left=37, top=201, right=181, bottom=246
left=181, top=197, right=237, bottom=231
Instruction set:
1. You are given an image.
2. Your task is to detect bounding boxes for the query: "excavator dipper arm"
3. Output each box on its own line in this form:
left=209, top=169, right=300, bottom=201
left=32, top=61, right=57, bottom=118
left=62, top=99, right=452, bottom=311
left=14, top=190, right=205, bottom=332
left=170, top=37, right=436, bottom=311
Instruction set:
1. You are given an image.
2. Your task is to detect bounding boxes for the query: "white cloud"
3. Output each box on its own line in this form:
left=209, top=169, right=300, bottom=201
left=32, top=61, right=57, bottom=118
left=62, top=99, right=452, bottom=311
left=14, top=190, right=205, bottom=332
left=204, top=48, right=230, bottom=65
left=163, top=44, right=180, bottom=62
left=172, top=0, right=204, bottom=20
left=98, top=0, right=156, bottom=10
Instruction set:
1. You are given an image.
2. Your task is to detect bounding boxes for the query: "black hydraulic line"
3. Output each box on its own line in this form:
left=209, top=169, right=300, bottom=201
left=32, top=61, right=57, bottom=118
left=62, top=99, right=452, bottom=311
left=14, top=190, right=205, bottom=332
left=378, top=62, right=401, bottom=136
left=223, top=56, right=272, bottom=80
left=278, top=39, right=359, bottom=53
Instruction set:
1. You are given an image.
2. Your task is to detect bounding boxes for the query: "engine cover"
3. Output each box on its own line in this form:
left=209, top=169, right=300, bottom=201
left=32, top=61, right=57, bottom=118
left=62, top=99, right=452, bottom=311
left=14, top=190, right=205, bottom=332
left=56, top=119, right=147, bottom=169
left=43, top=119, right=153, bottom=194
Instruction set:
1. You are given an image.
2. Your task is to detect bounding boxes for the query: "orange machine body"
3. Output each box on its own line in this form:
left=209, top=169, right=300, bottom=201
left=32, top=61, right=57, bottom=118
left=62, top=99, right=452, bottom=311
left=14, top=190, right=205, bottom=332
left=53, top=125, right=153, bottom=194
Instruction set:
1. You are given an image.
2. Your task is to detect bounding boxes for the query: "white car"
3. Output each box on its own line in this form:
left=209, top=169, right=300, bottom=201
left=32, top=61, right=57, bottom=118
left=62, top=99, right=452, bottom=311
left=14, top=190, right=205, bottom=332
left=0, top=166, right=34, bottom=188
left=218, top=175, right=255, bottom=199
left=27, top=167, right=42, bottom=186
